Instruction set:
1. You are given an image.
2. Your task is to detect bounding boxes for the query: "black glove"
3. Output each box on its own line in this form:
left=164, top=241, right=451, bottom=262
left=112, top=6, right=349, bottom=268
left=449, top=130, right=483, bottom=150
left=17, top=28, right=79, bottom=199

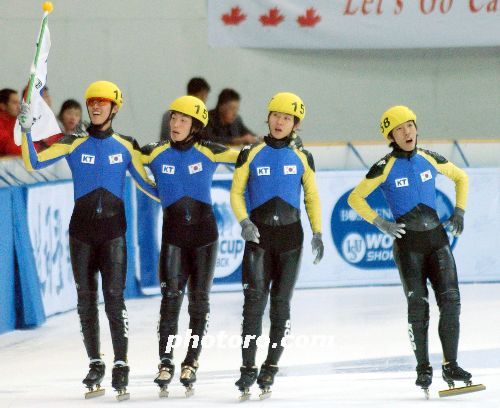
left=373, top=216, right=406, bottom=239
left=443, top=207, right=465, bottom=236
left=240, top=218, right=260, bottom=244
left=311, top=233, right=324, bottom=264
left=290, top=133, right=303, bottom=151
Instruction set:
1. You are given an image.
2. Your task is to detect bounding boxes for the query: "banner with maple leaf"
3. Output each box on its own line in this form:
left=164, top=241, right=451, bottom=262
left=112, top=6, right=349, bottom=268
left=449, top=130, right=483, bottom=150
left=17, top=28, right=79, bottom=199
left=208, top=0, right=500, bottom=49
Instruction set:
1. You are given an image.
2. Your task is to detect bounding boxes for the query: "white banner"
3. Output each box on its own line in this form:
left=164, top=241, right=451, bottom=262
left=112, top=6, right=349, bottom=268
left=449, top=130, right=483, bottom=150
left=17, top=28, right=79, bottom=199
left=14, top=24, right=62, bottom=145
left=27, top=182, right=76, bottom=316
left=208, top=0, right=500, bottom=49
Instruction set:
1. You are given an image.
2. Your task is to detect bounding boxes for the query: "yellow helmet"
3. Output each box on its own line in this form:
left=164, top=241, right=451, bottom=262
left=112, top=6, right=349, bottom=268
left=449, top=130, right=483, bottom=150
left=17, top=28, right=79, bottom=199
left=268, top=92, right=305, bottom=121
left=380, top=105, right=416, bottom=139
left=84, top=81, right=123, bottom=109
left=169, top=95, right=208, bottom=127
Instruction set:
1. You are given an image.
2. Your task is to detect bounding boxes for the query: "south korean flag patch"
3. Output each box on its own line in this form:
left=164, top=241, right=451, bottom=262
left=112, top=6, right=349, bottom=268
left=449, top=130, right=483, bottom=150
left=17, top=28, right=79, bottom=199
left=284, top=165, right=297, bottom=175
left=109, top=153, right=123, bottom=165
left=189, top=162, right=203, bottom=174
left=420, top=170, right=432, bottom=182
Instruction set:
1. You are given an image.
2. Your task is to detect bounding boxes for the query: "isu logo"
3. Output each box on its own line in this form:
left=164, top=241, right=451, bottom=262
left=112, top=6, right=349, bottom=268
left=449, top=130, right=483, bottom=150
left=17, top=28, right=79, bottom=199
left=162, top=165, right=175, bottom=174
left=395, top=177, right=409, bottom=188
left=81, top=154, right=95, bottom=164
left=188, top=162, right=203, bottom=174
left=257, top=166, right=271, bottom=176
left=420, top=170, right=432, bottom=182
left=284, top=165, right=297, bottom=175
left=108, top=153, right=123, bottom=164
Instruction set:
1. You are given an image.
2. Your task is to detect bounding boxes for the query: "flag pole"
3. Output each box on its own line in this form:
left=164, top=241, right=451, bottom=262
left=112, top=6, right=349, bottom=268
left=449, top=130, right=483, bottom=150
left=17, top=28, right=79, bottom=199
left=26, top=2, right=54, bottom=105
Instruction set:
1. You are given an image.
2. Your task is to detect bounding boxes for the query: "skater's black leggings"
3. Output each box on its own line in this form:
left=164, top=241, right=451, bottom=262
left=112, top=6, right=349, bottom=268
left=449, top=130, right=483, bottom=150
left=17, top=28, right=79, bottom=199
left=240, top=221, right=303, bottom=368
left=157, top=240, right=218, bottom=365
left=393, top=225, right=460, bottom=366
left=70, top=234, right=128, bottom=363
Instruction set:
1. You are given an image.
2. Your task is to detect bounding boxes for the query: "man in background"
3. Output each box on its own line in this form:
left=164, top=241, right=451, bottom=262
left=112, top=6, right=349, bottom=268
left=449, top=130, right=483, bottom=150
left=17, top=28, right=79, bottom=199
left=203, top=88, right=256, bottom=146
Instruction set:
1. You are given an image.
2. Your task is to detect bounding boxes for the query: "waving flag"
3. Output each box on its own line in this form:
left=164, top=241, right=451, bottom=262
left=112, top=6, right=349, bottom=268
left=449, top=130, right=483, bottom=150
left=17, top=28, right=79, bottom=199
left=14, top=24, right=62, bottom=146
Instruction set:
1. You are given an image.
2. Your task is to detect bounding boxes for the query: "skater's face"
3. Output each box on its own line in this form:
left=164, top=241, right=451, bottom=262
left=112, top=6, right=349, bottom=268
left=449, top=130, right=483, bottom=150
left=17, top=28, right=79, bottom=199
left=390, top=120, right=417, bottom=151
left=268, top=111, right=298, bottom=139
left=86, top=98, right=117, bottom=128
left=170, top=112, right=193, bottom=142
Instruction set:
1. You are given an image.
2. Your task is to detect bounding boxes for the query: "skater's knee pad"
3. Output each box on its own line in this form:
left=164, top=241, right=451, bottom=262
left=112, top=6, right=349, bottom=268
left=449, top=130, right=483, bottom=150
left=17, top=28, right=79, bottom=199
left=436, top=289, right=461, bottom=316
left=102, top=287, right=125, bottom=305
left=269, top=297, right=291, bottom=321
left=160, top=289, right=183, bottom=316
left=77, top=290, right=98, bottom=316
left=243, top=289, right=267, bottom=317
left=187, top=290, right=210, bottom=318
left=407, top=293, right=430, bottom=322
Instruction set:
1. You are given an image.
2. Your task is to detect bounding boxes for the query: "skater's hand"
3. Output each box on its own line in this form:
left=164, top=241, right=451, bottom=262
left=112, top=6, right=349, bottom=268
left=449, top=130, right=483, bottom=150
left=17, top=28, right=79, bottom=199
left=311, top=233, right=324, bottom=264
left=18, top=102, right=33, bottom=133
left=373, top=216, right=406, bottom=239
left=290, top=133, right=303, bottom=151
left=240, top=218, right=260, bottom=244
left=443, top=207, right=464, bottom=236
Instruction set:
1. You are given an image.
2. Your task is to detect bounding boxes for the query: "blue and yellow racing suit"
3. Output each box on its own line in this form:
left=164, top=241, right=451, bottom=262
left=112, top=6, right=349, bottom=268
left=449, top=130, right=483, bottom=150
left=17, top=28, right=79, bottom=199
left=230, top=134, right=321, bottom=369
left=22, top=127, right=157, bottom=364
left=142, top=137, right=238, bottom=366
left=348, top=146, right=469, bottom=368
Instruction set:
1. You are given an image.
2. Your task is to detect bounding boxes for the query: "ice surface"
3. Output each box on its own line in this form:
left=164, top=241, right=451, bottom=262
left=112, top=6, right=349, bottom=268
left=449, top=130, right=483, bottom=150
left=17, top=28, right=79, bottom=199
left=0, top=284, right=498, bottom=407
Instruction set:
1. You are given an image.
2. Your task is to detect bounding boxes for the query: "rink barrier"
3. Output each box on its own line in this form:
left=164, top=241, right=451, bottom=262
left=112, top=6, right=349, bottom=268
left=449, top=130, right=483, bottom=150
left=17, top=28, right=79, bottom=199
left=1, top=167, right=500, bottom=334
left=0, top=188, right=16, bottom=334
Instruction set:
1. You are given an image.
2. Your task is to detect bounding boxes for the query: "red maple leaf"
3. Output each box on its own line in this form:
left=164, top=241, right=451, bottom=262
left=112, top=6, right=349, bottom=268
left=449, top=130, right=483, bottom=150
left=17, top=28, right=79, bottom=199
left=221, top=6, right=247, bottom=25
left=297, top=8, right=321, bottom=27
left=259, top=7, right=285, bottom=26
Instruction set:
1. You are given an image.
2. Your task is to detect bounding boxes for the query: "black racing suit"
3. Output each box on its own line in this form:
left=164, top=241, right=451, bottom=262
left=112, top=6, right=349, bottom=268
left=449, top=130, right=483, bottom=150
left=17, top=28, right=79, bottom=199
left=70, top=191, right=129, bottom=363
left=157, top=199, right=218, bottom=366
left=394, top=207, right=460, bottom=366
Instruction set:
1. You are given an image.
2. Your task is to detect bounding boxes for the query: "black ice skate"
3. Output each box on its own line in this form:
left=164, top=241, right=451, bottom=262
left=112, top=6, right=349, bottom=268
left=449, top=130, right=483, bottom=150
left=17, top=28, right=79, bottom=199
left=112, top=361, right=130, bottom=401
left=83, top=359, right=105, bottom=399
left=154, top=359, right=175, bottom=398
left=257, top=364, right=279, bottom=400
left=180, top=360, right=198, bottom=397
left=439, top=361, right=486, bottom=398
left=415, top=364, right=433, bottom=399
left=235, top=365, right=258, bottom=402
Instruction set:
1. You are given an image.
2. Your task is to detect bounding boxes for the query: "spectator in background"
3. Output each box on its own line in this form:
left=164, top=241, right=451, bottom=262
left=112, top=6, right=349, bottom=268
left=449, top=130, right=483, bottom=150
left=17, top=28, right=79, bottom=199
left=0, top=88, right=22, bottom=156
left=203, top=88, right=256, bottom=146
left=159, top=77, right=211, bottom=141
left=58, top=99, right=84, bottom=136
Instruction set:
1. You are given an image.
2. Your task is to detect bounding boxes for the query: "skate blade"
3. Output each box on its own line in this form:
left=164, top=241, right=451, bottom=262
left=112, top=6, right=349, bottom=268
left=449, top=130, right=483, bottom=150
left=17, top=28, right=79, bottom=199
left=439, top=383, right=486, bottom=398
left=423, top=388, right=430, bottom=400
left=84, top=387, right=105, bottom=399
left=238, top=389, right=251, bottom=402
left=116, top=390, right=130, bottom=402
left=185, top=385, right=194, bottom=398
left=259, top=388, right=272, bottom=400
left=159, top=387, right=169, bottom=398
